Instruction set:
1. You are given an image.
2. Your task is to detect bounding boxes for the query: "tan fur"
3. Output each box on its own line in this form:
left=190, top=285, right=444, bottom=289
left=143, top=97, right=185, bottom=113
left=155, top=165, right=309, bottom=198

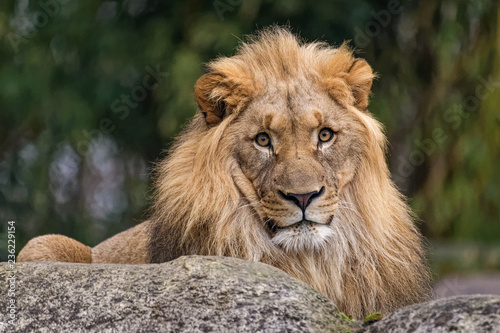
left=18, top=27, right=431, bottom=319
left=18, top=235, right=91, bottom=263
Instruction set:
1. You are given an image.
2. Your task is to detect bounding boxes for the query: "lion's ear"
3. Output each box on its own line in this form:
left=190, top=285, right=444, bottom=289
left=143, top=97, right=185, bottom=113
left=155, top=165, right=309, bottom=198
left=321, top=47, right=375, bottom=111
left=344, top=59, right=374, bottom=111
left=194, top=72, right=228, bottom=125
left=194, top=71, right=252, bottom=126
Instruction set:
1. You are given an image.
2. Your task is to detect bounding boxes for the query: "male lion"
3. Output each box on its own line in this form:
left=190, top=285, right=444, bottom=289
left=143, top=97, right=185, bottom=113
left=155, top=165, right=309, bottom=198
left=18, top=27, right=432, bottom=319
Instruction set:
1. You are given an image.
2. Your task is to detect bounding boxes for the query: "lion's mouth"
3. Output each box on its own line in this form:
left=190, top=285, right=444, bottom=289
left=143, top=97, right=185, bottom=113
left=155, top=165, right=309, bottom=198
left=266, top=220, right=278, bottom=233
left=266, top=216, right=333, bottom=234
left=266, top=216, right=336, bottom=252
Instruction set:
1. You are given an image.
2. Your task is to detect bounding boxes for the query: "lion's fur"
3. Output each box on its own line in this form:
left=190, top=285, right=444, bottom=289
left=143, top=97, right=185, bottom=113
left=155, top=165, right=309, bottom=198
left=17, top=234, right=92, bottom=263
left=18, top=27, right=431, bottom=319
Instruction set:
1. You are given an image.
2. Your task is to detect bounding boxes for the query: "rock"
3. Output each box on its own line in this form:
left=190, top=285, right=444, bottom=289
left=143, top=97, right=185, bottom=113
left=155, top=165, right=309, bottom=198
left=360, top=295, right=500, bottom=333
left=3, top=256, right=498, bottom=332
left=0, top=256, right=355, bottom=332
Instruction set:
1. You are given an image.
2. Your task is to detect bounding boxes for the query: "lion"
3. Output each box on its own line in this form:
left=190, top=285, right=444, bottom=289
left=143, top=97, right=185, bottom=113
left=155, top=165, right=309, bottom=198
left=18, top=27, right=432, bottom=319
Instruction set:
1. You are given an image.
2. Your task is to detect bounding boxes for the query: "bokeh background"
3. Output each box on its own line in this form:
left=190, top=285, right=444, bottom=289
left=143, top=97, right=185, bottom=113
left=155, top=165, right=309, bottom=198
left=1, top=0, right=499, bottom=293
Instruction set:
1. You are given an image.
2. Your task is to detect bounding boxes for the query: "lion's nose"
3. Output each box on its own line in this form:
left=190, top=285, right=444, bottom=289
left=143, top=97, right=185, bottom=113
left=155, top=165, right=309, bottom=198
left=279, top=187, right=325, bottom=212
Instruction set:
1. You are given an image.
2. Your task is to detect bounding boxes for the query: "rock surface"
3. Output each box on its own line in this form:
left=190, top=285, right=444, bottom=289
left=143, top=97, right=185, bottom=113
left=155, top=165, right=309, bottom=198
left=0, top=256, right=353, bottom=332
left=361, top=294, right=500, bottom=333
left=2, top=256, right=499, bottom=332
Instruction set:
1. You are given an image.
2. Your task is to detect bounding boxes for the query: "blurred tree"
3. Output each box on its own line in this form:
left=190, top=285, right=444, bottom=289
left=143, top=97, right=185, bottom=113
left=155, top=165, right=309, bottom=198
left=0, top=0, right=498, bottom=262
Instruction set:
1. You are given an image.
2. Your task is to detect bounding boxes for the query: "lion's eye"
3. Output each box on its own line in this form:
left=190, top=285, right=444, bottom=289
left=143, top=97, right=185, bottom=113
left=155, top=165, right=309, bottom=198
left=255, top=133, right=271, bottom=147
left=318, top=128, right=334, bottom=143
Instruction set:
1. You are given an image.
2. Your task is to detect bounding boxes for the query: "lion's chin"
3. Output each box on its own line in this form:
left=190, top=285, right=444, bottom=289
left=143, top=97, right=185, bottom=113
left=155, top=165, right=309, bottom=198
left=270, top=221, right=334, bottom=253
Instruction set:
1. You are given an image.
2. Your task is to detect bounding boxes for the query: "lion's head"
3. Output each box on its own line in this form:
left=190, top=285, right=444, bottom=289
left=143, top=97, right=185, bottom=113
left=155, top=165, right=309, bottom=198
left=148, top=27, right=431, bottom=319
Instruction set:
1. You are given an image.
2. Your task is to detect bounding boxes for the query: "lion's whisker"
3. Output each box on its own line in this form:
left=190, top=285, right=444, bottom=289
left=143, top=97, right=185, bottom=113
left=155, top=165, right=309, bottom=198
left=237, top=202, right=262, bottom=210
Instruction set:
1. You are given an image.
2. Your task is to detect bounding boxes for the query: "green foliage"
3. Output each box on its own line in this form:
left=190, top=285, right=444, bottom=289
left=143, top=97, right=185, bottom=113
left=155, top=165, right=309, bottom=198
left=0, top=0, right=498, bottom=268
left=364, top=312, right=383, bottom=323
left=339, top=312, right=353, bottom=321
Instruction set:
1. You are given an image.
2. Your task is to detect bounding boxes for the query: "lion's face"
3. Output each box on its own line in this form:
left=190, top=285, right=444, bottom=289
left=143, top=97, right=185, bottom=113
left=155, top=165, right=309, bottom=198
left=227, top=82, right=365, bottom=252
left=193, top=29, right=375, bottom=254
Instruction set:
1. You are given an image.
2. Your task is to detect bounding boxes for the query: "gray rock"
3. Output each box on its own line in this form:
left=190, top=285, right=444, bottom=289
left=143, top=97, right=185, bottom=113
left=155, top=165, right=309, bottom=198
left=0, top=256, right=354, bottom=333
left=3, top=256, right=498, bottom=333
left=360, top=295, right=500, bottom=333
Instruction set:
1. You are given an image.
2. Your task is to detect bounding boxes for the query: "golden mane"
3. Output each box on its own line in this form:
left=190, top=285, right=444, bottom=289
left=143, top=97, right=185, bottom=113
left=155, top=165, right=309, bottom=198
left=194, top=28, right=374, bottom=126
left=148, top=27, right=432, bottom=318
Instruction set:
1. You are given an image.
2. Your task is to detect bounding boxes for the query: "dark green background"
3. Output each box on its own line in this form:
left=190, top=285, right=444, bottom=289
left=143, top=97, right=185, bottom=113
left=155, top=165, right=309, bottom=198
left=1, top=0, right=499, bottom=278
